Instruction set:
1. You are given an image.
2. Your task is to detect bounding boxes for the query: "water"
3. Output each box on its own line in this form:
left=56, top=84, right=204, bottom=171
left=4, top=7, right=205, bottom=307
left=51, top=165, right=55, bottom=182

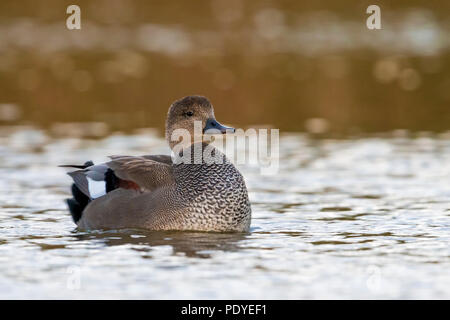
left=1, top=0, right=449, bottom=300
left=1, top=126, right=449, bottom=299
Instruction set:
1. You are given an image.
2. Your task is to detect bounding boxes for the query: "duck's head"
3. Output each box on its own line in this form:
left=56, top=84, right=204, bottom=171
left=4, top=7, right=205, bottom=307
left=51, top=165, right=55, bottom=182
left=165, top=95, right=235, bottom=149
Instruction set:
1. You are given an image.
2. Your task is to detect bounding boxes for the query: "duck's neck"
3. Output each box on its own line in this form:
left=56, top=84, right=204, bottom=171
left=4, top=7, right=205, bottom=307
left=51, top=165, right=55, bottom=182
left=170, top=141, right=227, bottom=166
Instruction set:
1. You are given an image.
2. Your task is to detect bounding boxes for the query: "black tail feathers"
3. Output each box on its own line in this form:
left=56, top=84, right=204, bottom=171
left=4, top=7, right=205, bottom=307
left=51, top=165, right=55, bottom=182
left=66, top=183, right=91, bottom=223
left=64, top=160, right=94, bottom=224
left=66, top=160, right=95, bottom=224
left=66, top=198, right=82, bottom=223
left=59, top=161, right=94, bottom=170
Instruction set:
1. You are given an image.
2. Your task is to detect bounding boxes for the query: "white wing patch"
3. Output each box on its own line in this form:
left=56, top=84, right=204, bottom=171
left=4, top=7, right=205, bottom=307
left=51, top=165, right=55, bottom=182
left=87, top=177, right=106, bottom=199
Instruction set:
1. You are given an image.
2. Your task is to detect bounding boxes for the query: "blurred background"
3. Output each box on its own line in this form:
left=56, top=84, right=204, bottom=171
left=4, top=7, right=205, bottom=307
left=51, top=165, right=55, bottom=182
left=0, top=0, right=449, bottom=137
left=1, top=1, right=450, bottom=300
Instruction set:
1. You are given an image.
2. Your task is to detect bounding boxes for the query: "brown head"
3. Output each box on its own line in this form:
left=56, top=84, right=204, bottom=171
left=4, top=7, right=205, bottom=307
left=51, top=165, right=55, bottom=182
left=165, top=95, right=235, bottom=150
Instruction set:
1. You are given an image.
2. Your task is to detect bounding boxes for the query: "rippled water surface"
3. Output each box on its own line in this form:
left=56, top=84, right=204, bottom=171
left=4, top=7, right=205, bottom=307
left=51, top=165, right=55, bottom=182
left=1, top=126, right=449, bottom=299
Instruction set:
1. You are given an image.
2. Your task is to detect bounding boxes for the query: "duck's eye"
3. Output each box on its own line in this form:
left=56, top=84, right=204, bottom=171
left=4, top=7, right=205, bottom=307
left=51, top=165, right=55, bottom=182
left=184, top=111, right=194, bottom=117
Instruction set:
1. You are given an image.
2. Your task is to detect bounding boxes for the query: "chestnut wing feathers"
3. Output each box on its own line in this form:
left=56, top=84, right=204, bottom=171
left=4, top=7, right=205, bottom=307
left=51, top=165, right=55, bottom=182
left=106, top=155, right=175, bottom=192
left=63, top=155, right=174, bottom=200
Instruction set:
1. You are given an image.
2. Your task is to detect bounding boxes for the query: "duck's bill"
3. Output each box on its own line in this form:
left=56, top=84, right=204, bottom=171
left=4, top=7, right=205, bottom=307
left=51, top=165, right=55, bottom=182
left=203, top=119, right=235, bottom=134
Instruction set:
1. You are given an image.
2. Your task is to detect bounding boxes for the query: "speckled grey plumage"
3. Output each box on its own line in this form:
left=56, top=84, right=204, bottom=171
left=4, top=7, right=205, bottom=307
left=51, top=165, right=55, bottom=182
left=70, top=95, right=252, bottom=232
left=170, top=143, right=251, bottom=232
left=77, top=143, right=251, bottom=232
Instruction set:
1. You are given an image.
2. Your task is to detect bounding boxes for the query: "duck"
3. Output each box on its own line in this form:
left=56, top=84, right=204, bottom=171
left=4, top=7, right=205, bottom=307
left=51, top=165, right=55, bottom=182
left=61, top=95, right=252, bottom=232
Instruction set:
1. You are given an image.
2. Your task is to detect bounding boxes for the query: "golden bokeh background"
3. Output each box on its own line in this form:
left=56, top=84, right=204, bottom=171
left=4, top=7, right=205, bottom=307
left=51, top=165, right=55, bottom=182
left=0, top=0, right=449, bottom=136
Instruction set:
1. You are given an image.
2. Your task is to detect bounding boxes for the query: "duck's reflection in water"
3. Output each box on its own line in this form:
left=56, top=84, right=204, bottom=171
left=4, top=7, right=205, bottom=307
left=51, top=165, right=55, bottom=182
left=72, top=229, right=248, bottom=258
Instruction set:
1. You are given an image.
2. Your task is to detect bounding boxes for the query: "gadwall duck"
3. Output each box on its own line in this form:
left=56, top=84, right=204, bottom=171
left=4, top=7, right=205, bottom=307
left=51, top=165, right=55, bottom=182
left=62, top=95, right=252, bottom=232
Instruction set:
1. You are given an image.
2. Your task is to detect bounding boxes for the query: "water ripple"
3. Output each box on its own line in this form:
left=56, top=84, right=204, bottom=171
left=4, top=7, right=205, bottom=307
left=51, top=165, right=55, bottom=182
left=0, top=127, right=449, bottom=298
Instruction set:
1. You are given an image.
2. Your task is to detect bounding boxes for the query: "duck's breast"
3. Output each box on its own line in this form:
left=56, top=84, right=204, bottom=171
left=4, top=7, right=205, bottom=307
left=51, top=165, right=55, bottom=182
left=173, top=162, right=251, bottom=232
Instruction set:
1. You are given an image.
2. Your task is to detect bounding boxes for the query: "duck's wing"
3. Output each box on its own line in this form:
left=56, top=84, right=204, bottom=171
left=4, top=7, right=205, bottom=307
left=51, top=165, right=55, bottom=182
left=65, top=163, right=110, bottom=199
left=62, top=156, right=174, bottom=201
left=106, top=155, right=174, bottom=192
left=141, top=154, right=173, bottom=165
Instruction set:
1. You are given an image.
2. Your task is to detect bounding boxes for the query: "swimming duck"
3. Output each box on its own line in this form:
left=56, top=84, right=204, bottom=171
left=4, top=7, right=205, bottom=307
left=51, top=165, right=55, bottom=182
left=62, top=95, right=252, bottom=232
